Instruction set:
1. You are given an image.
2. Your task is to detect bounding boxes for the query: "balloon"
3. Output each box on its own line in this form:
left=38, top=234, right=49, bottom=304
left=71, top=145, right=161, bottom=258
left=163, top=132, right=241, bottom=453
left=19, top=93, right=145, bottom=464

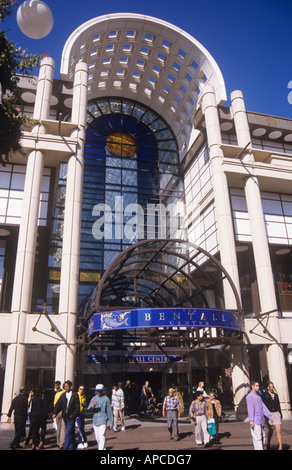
left=16, top=0, right=53, bottom=39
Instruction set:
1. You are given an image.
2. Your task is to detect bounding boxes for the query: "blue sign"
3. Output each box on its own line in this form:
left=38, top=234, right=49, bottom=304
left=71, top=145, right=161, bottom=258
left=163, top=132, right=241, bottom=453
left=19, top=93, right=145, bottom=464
left=89, top=355, right=187, bottom=364
left=88, top=307, right=243, bottom=336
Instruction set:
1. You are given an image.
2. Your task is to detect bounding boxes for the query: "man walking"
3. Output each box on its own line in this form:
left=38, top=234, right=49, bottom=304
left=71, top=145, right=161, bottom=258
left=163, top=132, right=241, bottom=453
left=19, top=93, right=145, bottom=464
left=111, top=383, right=125, bottom=432
left=162, top=387, right=181, bottom=441
left=53, top=380, right=65, bottom=449
left=88, top=384, right=113, bottom=450
left=246, top=381, right=273, bottom=450
left=52, top=380, right=80, bottom=450
left=7, top=387, right=28, bottom=450
left=76, top=385, right=88, bottom=448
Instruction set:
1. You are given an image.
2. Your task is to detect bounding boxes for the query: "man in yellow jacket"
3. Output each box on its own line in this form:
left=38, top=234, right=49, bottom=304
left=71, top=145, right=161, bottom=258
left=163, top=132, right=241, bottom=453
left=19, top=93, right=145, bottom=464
left=76, top=385, right=88, bottom=449
left=53, top=381, right=65, bottom=449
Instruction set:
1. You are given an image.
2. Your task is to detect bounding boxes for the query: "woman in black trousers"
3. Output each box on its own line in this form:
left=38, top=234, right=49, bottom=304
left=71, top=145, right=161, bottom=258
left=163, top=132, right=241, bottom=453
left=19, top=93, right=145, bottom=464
left=29, top=386, right=48, bottom=450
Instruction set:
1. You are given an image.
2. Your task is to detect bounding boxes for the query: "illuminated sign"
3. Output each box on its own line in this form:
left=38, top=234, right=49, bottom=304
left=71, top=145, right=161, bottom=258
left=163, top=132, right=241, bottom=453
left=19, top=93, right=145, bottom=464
left=88, top=307, right=243, bottom=335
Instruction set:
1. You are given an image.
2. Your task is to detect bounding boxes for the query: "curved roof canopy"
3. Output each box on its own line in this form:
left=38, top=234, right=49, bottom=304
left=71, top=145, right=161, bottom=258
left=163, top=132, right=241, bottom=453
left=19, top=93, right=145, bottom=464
left=61, top=13, right=226, bottom=152
left=83, top=239, right=241, bottom=316
left=80, top=239, right=243, bottom=349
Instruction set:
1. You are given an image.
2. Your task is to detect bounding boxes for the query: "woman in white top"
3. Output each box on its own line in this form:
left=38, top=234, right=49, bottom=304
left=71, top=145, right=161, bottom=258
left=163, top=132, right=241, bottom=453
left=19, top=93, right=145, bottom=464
left=196, top=381, right=209, bottom=399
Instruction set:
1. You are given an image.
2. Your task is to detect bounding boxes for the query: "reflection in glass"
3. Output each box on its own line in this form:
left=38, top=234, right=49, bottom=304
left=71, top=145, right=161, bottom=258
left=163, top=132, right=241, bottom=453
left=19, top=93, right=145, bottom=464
left=80, top=97, right=183, bottom=309
left=106, top=131, right=137, bottom=157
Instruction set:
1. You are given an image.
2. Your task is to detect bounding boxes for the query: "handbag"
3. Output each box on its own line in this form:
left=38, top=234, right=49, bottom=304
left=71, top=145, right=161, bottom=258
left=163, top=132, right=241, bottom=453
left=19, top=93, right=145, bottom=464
left=207, top=418, right=216, bottom=436
left=190, top=400, right=197, bottom=423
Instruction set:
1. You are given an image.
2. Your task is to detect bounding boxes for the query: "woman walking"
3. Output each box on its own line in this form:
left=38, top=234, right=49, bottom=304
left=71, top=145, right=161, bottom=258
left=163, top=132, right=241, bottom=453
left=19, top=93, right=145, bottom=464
left=262, top=382, right=283, bottom=450
left=29, top=386, right=48, bottom=450
left=196, top=381, right=209, bottom=399
left=206, top=392, right=222, bottom=439
left=175, top=386, right=184, bottom=416
left=189, top=391, right=210, bottom=446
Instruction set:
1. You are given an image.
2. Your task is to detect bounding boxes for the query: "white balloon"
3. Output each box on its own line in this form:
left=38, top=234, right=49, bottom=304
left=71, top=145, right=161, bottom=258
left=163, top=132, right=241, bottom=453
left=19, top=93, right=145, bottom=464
left=16, top=0, right=53, bottom=39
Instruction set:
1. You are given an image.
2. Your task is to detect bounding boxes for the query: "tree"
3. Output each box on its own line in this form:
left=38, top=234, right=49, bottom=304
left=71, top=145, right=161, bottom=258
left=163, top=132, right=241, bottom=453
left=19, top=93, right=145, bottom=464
left=0, top=0, right=42, bottom=165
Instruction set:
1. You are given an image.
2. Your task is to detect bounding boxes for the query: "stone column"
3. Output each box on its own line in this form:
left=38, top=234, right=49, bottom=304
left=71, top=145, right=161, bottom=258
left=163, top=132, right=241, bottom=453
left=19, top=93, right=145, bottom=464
left=1, top=58, right=55, bottom=418
left=200, top=86, right=250, bottom=420
left=55, top=62, right=88, bottom=385
left=231, top=90, right=291, bottom=419
left=200, top=86, right=240, bottom=303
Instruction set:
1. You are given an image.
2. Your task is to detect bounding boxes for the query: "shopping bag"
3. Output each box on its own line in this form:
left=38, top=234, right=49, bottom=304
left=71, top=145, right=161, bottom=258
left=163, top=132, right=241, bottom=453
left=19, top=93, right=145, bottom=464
left=207, top=418, right=216, bottom=436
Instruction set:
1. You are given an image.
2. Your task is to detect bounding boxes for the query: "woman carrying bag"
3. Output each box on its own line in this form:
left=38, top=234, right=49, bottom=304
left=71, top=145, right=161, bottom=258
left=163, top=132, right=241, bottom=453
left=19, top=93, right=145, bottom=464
left=206, top=392, right=222, bottom=441
left=189, top=391, right=210, bottom=447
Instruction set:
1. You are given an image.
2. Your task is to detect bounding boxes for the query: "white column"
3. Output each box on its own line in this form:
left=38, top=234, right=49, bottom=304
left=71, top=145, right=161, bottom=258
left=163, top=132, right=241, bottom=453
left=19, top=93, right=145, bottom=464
left=200, top=86, right=250, bottom=420
left=200, top=86, right=240, bottom=301
left=231, top=90, right=277, bottom=309
left=55, top=62, right=88, bottom=385
left=231, top=90, right=291, bottom=419
left=1, top=58, right=55, bottom=419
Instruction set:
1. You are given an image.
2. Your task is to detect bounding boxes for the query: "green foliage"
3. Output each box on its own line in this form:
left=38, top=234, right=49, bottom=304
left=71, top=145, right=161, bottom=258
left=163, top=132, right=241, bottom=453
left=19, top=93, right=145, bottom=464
left=0, top=0, right=16, bottom=22
left=0, top=0, right=43, bottom=165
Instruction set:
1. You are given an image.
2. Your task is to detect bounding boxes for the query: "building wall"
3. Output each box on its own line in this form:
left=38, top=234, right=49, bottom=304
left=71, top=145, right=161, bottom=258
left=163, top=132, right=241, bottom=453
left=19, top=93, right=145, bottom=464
left=1, top=18, right=292, bottom=419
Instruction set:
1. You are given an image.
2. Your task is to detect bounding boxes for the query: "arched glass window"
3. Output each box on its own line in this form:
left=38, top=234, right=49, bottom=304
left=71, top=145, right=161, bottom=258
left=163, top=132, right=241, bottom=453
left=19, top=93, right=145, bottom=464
left=79, top=97, right=183, bottom=310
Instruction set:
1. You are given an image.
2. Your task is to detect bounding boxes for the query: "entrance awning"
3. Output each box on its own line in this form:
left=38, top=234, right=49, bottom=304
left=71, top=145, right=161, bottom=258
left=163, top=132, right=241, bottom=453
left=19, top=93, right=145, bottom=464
left=88, top=307, right=243, bottom=334
left=79, top=239, right=244, bottom=349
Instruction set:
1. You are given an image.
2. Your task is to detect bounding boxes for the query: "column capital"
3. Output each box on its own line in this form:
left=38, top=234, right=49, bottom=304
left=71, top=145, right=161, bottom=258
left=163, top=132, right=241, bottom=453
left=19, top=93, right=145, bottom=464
left=230, top=90, right=252, bottom=151
left=74, top=61, right=89, bottom=74
left=230, top=89, right=244, bottom=101
left=39, top=55, right=55, bottom=68
left=199, top=85, right=217, bottom=114
left=33, top=55, right=55, bottom=124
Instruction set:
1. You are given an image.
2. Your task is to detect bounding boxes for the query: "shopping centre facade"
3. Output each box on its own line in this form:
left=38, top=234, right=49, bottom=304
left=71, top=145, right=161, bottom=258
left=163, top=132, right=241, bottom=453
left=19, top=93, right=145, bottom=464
left=0, top=13, right=292, bottom=420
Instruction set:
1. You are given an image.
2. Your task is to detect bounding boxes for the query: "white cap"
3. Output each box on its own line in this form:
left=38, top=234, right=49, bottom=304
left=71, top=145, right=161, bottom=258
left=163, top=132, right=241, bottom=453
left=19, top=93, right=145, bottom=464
left=96, top=384, right=104, bottom=391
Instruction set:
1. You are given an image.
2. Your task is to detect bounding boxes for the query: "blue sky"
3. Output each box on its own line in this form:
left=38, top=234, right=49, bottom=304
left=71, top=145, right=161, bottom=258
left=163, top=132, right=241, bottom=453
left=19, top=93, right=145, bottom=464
left=3, top=0, right=292, bottom=118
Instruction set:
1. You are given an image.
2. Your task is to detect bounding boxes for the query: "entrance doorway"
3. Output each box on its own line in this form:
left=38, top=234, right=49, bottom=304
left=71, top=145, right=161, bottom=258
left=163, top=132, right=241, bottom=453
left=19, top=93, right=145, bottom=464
left=113, top=371, right=162, bottom=398
left=25, top=368, right=55, bottom=412
left=112, top=372, right=162, bottom=414
left=127, top=372, right=162, bottom=397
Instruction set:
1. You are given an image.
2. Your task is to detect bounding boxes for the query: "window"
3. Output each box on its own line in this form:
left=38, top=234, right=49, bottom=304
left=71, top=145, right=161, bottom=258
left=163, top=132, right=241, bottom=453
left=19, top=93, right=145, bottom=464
left=0, top=241, right=5, bottom=300
left=81, top=97, right=182, bottom=308
left=0, top=164, right=51, bottom=226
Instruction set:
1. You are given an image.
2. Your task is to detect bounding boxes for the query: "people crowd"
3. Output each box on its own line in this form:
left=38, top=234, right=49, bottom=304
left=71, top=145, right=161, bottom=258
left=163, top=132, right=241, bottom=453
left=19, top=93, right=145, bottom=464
left=246, top=380, right=283, bottom=450
left=6, top=376, right=284, bottom=450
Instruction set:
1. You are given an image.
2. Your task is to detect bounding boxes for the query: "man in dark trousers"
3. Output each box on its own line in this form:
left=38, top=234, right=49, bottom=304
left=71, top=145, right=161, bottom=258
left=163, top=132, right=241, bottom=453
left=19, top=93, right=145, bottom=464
left=52, top=380, right=80, bottom=450
left=7, top=387, right=28, bottom=450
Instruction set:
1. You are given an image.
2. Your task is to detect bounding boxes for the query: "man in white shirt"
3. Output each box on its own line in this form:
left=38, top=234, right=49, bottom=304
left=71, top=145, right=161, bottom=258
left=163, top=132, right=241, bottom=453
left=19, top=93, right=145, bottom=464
left=162, top=387, right=181, bottom=441
left=111, top=383, right=125, bottom=432
left=52, top=380, right=80, bottom=450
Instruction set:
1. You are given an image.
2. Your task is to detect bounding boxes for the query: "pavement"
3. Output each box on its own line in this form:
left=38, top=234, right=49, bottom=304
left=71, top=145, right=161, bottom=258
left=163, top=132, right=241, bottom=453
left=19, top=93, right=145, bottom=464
left=0, top=410, right=291, bottom=452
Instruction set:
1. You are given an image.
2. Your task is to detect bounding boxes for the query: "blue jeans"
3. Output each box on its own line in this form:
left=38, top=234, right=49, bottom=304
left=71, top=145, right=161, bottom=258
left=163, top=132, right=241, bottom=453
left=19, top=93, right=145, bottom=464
left=76, top=412, right=87, bottom=444
left=63, top=418, right=76, bottom=450
left=140, top=394, right=147, bottom=412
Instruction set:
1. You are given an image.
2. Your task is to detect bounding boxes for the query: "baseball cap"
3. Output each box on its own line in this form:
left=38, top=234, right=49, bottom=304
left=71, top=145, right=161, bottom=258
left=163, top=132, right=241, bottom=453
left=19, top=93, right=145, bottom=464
left=96, top=384, right=104, bottom=391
